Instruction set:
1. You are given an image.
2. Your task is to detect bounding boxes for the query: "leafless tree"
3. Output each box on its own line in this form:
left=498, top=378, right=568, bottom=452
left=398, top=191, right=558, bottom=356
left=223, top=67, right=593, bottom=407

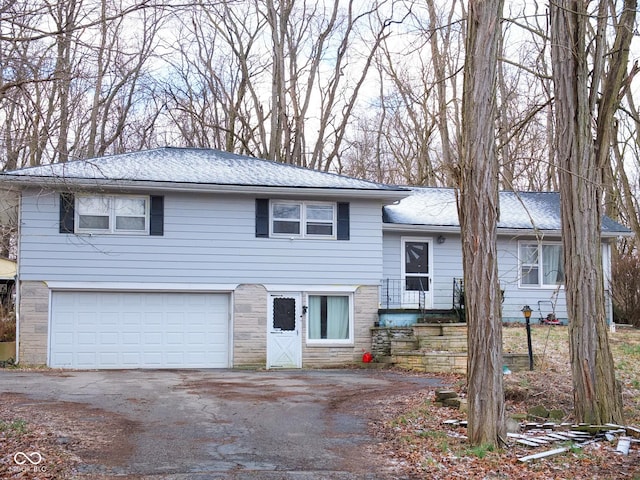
left=550, top=0, right=635, bottom=424
left=0, top=0, right=164, bottom=168
left=458, top=0, right=505, bottom=447
left=157, top=0, right=406, bottom=171
left=341, top=1, right=465, bottom=186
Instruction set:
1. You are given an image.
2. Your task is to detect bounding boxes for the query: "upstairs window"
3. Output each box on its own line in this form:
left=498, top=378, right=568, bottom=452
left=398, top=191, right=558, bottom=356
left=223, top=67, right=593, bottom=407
left=519, top=242, right=564, bottom=287
left=271, top=201, right=336, bottom=238
left=76, top=195, right=149, bottom=234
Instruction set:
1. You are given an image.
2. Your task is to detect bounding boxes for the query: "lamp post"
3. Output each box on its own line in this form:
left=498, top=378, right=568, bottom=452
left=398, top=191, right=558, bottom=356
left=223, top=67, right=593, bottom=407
left=521, top=305, right=534, bottom=371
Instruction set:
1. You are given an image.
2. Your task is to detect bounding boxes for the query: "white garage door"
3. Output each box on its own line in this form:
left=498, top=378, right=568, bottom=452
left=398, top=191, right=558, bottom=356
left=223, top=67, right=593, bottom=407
left=50, top=291, right=230, bottom=369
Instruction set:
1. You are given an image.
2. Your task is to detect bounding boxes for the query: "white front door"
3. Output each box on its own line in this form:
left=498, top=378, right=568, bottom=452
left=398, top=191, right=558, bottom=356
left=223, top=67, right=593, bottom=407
left=267, top=293, right=302, bottom=369
left=402, top=237, right=433, bottom=308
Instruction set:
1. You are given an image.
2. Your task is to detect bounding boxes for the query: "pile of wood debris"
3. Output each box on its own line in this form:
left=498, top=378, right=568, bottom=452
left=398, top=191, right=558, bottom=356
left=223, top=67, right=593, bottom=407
left=442, top=418, right=640, bottom=462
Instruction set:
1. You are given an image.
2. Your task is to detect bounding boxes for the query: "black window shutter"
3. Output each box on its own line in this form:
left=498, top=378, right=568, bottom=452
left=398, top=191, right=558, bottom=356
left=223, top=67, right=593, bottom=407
left=337, top=202, right=350, bottom=240
left=59, top=193, right=75, bottom=233
left=256, top=199, right=269, bottom=238
left=150, top=196, right=164, bottom=236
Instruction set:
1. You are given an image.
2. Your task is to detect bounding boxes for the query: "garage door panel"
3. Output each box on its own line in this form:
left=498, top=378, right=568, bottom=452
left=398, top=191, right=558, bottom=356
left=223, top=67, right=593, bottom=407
left=77, top=352, right=97, bottom=366
left=122, top=333, right=141, bottom=344
left=50, top=292, right=230, bottom=369
left=77, top=332, right=96, bottom=345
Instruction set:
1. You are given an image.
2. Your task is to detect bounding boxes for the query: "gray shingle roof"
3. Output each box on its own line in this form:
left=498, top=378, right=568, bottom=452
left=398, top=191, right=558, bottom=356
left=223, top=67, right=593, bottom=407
left=383, top=187, right=631, bottom=235
left=2, top=147, right=406, bottom=193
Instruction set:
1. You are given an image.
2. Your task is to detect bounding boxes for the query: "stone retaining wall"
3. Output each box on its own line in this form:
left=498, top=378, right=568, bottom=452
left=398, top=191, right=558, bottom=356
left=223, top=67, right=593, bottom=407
left=373, top=324, right=534, bottom=374
left=370, top=327, right=414, bottom=357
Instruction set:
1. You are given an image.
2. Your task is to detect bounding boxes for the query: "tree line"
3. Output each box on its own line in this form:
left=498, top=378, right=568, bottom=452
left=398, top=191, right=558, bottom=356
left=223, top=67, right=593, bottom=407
left=1, top=1, right=638, bottom=235
left=2, top=0, right=640, bottom=444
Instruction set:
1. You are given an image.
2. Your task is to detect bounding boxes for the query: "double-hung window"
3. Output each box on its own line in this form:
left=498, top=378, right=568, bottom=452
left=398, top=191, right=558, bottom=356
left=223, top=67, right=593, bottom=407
left=519, top=242, right=564, bottom=287
left=306, top=294, right=353, bottom=345
left=271, top=202, right=336, bottom=238
left=76, top=195, right=149, bottom=234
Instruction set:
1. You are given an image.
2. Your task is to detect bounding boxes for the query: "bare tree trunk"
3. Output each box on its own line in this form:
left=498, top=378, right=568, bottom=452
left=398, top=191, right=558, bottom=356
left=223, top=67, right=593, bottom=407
left=550, top=0, right=624, bottom=425
left=52, top=0, right=78, bottom=163
left=458, top=0, right=505, bottom=447
left=86, top=0, right=108, bottom=159
left=265, top=0, right=291, bottom=163
left=426, top=0, right=455, bottom=179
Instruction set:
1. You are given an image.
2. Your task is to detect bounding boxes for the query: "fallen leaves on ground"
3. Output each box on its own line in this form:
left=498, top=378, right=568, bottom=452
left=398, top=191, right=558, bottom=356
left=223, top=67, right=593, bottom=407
left=2, top=325, right=640, bottom=479
left=0, top=391, right=133, bottom=479
left=367, top=325, right=640, bottom=479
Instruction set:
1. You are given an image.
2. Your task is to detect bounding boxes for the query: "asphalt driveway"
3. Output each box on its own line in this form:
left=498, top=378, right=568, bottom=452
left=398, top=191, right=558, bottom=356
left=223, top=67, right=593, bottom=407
left=0, top=369, right=447, bottom=479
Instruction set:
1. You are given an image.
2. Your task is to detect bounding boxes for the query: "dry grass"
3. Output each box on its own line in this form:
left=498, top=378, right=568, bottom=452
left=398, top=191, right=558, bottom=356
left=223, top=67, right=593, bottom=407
left=372, top=324, right=640, bottom=479
left=503, top=323, right=640, bottom=425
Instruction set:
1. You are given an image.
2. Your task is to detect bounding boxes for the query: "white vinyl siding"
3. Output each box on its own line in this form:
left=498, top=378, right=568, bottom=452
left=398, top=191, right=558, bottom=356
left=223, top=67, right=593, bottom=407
left=19, top=189, right=383, bottom=285
left=383, top=231, right=572, bottom=322
left=383, top=233, right=461, bottom=311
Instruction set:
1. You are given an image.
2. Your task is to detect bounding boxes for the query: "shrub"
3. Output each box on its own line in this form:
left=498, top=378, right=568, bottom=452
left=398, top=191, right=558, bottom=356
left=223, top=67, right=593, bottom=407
left=0, top=303, right=16, bottom=342
left=611, top=252, right=640, bottom=326
left=0, top=317, right=15, bottom=342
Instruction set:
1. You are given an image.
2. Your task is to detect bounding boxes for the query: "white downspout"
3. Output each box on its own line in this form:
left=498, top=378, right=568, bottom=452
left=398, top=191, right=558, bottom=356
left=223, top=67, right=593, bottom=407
left=14, top=192, right=21, bottom=364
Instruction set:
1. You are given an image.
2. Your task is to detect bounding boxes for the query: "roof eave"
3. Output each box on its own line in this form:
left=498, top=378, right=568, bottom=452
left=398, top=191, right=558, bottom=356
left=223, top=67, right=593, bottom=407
left=382, top=223, right=631, bottom=238
left=0, top=176, right=410, bottom=201
left=600, top=230, right=635, bottom=238
left=383, top=223, right=460, bottom=234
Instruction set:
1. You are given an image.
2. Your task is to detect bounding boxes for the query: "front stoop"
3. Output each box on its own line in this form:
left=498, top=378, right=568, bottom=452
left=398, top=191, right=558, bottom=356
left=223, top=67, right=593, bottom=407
left=372, top=324, right=533, bottom=374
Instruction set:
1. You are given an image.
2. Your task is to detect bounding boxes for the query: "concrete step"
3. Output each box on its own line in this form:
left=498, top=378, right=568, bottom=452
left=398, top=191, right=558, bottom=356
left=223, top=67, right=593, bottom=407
left=390, top=338, right=418, bottom=353
left=413, top=323, right=467, bottom=338
left=391, top=351, right=467, bottom=374
left=418, top=335, right=467, bottom=352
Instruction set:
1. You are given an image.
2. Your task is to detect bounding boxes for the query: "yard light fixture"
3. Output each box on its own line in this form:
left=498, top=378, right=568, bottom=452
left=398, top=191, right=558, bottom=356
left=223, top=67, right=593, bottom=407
left=521, top=305, right=534, bottom=371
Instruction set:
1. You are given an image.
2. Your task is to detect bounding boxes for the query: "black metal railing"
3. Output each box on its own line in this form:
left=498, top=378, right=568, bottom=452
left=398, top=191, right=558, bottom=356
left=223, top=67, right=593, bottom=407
left=452, top=277, right=465, bottom=321
left=379, top=278, right=427, bottom=310
left=379, top=278, right=466, bottom=322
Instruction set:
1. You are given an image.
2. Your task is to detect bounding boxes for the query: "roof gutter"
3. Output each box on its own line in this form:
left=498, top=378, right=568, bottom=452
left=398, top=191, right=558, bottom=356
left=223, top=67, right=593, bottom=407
left=383, top=223, right=460, bottom=234
left=382, top=223, right=631, bottom=238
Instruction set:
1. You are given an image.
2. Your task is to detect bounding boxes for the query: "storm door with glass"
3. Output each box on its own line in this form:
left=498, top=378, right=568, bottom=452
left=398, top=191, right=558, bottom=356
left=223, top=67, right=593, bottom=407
left=401, top=238, right=433, bottom=308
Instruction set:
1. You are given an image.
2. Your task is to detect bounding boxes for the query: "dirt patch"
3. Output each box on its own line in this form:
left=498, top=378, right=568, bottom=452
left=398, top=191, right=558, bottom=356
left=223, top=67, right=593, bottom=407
left=0, top=393, right=136, bottom=479
left=176, top=379, right=306, bottom=403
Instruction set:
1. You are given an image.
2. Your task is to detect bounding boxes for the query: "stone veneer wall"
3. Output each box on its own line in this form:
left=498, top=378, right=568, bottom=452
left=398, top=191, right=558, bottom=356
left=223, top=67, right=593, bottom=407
left=302, top=285, right=379, bottom=367
left=233, top=284, right=268, bottom=367
left=370, top=327, right=414, bottom=357
left=16, top=281, right=379, bottom=369
left=18, top=281, right=49, bottom=365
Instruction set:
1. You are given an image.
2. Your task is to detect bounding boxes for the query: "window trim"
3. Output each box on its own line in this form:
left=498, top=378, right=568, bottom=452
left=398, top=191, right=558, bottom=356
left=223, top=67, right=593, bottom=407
left=518, top=241, right=565, bottom=289
left=75, top=194, right=150, bottom=235
left=305, top=292, right=354, bottom=346
left=270, top=201, right=337, bottom=239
